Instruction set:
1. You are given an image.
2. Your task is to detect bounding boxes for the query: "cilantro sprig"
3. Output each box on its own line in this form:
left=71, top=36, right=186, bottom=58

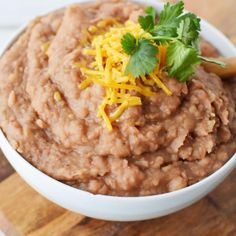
left=125, top=39, right=158, bottom=77
left=122, top=34, right=158, bottom=77
left=121, top=33, right=137, bottom=55
left=121, top=1, right=224, bottom=82
left=138, top=6, right=156, bottom=33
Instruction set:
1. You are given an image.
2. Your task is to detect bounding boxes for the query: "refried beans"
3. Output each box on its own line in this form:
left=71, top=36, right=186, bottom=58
left=0, top=0, right=235, bottom=196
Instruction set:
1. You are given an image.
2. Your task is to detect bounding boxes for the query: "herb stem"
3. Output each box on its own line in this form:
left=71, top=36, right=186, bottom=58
left=149, top=36, right=176, bottom=41
left=199, top=56, right=225, bottom=67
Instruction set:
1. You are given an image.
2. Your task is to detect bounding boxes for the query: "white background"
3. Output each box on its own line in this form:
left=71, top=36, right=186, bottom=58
left=0, top=0, right=80, bottom=51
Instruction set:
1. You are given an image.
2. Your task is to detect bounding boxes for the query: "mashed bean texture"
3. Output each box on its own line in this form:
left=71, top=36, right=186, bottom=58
left=0, top=0, right=235, bottom=196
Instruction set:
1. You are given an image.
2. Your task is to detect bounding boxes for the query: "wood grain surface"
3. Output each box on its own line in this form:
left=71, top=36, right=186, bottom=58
left=0, top=1, right=236, bottom=235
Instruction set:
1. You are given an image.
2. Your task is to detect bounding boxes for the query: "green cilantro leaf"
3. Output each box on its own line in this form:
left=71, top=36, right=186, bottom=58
left=166, top=41, right=201, bottom=82
left=121, top=33, right=137, bottom=55
left=145, top=6, right=156, bottom=22
left=138, top=6, right=156, bottom=32
left=125, top=39, right=158, bottom=77
left=159, top=1, right=184, bottom=24
left=177, top=13, right=201, bottom=46
left=153, top=1, right=184, bottom=38
left=139, top=15, right=155, bottom=32
left=121, top=1, right=224, bottom=84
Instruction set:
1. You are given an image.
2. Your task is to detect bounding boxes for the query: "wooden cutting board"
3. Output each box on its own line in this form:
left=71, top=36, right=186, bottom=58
left=0, top=1, right=236, bottom=235
left=0, top=172, right=235, bottom=236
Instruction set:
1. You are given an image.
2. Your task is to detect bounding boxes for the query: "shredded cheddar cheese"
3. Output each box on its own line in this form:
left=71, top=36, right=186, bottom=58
left=41, top=41, right=50, bottom=55
left=78, top=20, right=172, bottom=131
left=54, top=91, right=62, bottom=102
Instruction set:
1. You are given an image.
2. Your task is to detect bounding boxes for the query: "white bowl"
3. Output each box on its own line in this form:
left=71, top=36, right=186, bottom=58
left=0, top=0, right=236, bottom=222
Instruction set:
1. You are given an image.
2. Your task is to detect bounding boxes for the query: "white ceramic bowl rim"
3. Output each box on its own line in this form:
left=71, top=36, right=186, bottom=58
left=0, top=0, right=235, bottom=203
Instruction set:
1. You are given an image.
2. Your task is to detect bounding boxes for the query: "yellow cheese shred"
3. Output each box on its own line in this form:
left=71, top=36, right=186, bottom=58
left=78, top=20, right=172, bottom=131
left=41, top=41, right=50, bottom=55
